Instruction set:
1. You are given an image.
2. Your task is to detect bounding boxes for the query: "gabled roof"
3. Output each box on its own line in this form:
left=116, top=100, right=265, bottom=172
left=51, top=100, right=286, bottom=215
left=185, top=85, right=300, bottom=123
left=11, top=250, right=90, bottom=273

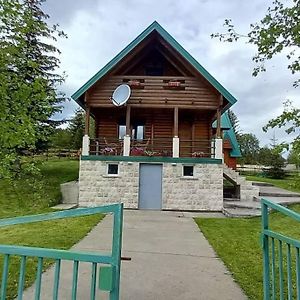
left=222, top=112, right=241, bottom=157
left=212, top=112, right=241, bottom=157
left=71, top=21, right=237, bottom=109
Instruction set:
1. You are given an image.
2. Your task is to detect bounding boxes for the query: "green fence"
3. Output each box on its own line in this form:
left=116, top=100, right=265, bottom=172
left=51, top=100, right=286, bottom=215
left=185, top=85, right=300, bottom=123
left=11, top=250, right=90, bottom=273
left=0, top=203, right=123, bottom=300
left=262, top=198, right=300, bottom=300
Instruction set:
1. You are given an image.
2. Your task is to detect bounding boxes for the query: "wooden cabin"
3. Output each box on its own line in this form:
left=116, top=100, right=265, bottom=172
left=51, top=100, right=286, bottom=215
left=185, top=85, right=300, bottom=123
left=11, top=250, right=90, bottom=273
left=72, top=21, right=241, bottom=211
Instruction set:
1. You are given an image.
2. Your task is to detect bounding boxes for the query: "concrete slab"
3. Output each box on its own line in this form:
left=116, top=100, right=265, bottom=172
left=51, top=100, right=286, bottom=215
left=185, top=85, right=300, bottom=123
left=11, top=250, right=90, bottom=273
left=21, top=210, right=246, bottom=300
left=51, top=203, right=78, bottom=210
left=259, top=186, right=300, bottom=197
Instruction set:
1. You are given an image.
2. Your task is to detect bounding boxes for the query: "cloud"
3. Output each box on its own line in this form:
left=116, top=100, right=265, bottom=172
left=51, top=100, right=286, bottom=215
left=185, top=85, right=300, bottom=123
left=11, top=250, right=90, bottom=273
left=46, top=0, right=300, bottom=147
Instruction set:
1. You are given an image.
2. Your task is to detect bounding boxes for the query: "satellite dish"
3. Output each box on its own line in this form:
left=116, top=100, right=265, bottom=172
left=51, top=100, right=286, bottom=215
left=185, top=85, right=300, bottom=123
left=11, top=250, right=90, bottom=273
left=110, top=84, right=131, bottom=106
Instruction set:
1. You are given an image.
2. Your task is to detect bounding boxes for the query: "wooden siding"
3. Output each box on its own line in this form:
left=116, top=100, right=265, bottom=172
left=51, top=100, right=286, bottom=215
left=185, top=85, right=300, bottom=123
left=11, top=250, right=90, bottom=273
left=87, top=76, right=219, bottom=110
left=93, top=107, right=211, bottom=157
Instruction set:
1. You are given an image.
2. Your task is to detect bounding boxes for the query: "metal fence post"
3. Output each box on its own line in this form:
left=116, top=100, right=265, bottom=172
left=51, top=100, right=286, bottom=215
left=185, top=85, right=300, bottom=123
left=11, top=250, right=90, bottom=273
left=262, top=202, right=270, bottom=300
left=110, top=203, right=123, bottom=300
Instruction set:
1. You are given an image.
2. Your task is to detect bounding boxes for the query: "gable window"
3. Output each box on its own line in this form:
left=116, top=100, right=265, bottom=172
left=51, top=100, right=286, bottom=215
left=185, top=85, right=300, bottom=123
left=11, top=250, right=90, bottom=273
left=183, top=165, right=194, bottom=177
left=108, top=164, right=119, bottom=175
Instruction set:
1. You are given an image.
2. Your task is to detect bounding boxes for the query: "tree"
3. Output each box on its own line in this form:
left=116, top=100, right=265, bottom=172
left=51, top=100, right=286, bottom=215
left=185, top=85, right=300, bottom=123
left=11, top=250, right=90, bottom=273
left=227, top=109, right=240, bottom=136
left=288, top=146, right=300, bottom=169
left=237, top=133, right=260, bottom=164
left=263, top=99, right=300, bottom=157
left=212, top=0, right=300, bottom=86
left=212, top=0, right=300, bottom=163
left=68, top=109, right=86, bottom=150
left=0, top=0, right=66, bottom=177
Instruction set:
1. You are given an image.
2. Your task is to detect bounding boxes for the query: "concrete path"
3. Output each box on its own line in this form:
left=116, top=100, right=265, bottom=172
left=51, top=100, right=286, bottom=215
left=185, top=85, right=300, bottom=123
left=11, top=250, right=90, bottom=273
left=22, top=210, right=246, bottom=300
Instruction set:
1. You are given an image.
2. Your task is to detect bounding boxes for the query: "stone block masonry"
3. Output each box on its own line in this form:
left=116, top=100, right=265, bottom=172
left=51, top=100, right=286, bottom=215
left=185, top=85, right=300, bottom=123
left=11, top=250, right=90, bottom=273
left=79, top=160, right=223, bottom=211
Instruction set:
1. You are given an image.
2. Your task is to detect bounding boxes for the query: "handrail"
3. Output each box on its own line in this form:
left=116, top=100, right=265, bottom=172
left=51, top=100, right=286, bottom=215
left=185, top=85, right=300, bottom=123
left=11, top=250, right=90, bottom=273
left=261, top=198, right=300, bottom=223
left=0, top=203, right=123, bottom=299
left=261, top=198, right=300, bottom=300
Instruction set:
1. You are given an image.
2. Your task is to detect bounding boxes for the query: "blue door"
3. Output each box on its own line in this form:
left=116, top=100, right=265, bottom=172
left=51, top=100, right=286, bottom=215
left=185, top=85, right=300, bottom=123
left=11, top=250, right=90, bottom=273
left=139, top=164, right=162, bottom=210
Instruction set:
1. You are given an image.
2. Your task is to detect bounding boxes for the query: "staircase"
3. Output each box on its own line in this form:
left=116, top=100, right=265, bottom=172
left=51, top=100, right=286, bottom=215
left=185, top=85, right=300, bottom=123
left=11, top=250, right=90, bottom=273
left=223, top=179, right=300, bottom=218
left=222, top=165, right=259, bottom=217
left=223, top=165, right=259, bottom=201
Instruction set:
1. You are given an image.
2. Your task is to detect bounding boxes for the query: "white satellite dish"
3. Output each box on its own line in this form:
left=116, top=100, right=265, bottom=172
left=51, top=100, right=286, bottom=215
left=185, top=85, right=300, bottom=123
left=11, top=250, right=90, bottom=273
left=110, top=84, right=131, bottom=106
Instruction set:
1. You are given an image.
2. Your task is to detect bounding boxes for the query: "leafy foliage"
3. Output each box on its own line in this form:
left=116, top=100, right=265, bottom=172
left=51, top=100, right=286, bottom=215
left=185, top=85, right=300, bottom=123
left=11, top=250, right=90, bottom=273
left=212, top=0, right=300, bottom=86
left=0, top=0, right=66, bottom=177
left=237, top=133, right=260, bottom=164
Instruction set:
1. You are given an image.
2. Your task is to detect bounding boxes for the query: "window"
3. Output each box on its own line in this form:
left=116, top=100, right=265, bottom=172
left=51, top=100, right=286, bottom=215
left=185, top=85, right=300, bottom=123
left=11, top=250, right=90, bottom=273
left=132, top=124, right=145, bottom=141
left=183, top=165, right=194, bottom=177
left=108, top=164, right=119, bottom=175
left=118, top=125, right=126, bottom=140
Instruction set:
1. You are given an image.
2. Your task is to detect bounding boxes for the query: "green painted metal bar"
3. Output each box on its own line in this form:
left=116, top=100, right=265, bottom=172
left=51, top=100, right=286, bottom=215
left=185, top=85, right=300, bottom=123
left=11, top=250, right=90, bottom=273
left=71, top=260, right=79, bottom=300
left=1, top=254, right=10, bottom=300
left=278, top=240, right=284, bottom=300
left=287, top=244, right=293, bottom=300
left=53, top=259, right=61, bottom=300
left=0, top=204, right=119, bottom=228
left=296, top=247, right=300, bottom=300
left=262, top=202, right=270, bottom=300
left=261, top=198, right=300, bottom=222
left=90, top=263, right=97, bottom=300
left=0, top=245, right=112, bottom=264
left=110, top=203, right=123, bottom=300
left=264, top=230, right=300, bottom=249
left=271, top=237, right=276, bottom=300
left=35, top=257, right=43, bottom=300
left=17, top=255, right=27, bottom=300
left=81, top=154, right=222, bottom=164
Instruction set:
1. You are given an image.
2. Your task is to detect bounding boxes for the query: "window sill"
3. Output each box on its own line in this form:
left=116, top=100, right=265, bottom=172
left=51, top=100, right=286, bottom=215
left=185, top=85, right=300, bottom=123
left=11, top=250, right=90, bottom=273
left=102, top=174, right=120, bottom=178
left=180, top=176, right=198, bottom=180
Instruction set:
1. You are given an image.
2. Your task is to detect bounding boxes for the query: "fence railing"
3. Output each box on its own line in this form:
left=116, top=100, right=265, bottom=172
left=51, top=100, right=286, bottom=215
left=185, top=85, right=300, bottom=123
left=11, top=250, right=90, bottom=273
left=180, top=139, right=214, bottom=158
left=0, top=203, right=123, bottom=300
left=90, top=137, right=214, bottom=158
left=261, top=198, right=300, bottom=300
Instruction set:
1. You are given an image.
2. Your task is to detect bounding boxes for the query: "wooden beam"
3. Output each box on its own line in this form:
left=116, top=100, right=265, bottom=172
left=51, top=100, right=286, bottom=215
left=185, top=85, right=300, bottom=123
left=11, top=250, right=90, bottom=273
left=126, top=105, right=131, bottom=136
left=174, top=107, right=179, bottom=137
left=85, top=105, right=90, bottom=136
left=156, top=46, right=188, bottom=76
left=216, top=107, right=221, bottom=138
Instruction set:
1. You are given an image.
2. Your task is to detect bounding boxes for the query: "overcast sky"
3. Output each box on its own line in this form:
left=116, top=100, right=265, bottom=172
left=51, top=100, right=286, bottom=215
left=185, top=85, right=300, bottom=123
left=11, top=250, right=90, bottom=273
left=44, top=0, right=299, bottom=148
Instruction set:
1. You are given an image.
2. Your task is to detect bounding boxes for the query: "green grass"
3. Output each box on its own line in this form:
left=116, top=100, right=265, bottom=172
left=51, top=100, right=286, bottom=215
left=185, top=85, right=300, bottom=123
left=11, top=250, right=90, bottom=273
left=0, top=159, right=80, bottom=218
left=0, top=159, right=104, bottom=299
left=246, top=174, right=300, bottom=194
left=195, top=205, right=300, bottom=300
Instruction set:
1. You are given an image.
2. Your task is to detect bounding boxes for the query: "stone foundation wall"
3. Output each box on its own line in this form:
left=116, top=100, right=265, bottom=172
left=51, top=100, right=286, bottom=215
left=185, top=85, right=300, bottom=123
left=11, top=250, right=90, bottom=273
left=79, top=160, right=223, bottom=211
left=162, top=164, right=223, bottom=211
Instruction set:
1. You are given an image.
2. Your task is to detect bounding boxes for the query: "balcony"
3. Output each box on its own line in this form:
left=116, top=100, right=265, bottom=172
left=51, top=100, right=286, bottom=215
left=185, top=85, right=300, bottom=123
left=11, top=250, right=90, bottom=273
left=89, top=137, right=215, bottom=158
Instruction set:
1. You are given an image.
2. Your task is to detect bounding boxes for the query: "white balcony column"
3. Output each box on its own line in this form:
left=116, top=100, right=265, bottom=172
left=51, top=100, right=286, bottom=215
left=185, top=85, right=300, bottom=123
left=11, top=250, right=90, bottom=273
left=214, top=138, right=223, bottom=161
left=123, top=135, right=131, bottom=156
left=82, top=134, right=90, bottom=156
left=172, top=136, right=179, bottom=158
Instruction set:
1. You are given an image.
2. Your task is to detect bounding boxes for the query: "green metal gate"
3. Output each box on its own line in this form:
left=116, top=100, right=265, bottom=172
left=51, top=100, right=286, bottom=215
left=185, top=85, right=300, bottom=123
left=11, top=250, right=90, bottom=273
left=262, top=198, right=300, bottom=300
left=0, top=203, right=123, bottom=300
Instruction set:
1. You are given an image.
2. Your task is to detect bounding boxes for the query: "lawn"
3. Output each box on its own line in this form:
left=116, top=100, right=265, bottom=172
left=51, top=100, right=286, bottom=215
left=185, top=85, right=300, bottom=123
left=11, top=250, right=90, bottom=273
left=246, top=174, right=300, bottom=194
left=0, top=159, right=104, bottom=299
left=195, top=205, right=300, bottom=300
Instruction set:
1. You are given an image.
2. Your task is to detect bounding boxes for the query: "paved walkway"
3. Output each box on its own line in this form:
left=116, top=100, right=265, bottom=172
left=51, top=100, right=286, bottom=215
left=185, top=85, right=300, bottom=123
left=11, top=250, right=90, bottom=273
left=22, top=210, right=246, bottom=299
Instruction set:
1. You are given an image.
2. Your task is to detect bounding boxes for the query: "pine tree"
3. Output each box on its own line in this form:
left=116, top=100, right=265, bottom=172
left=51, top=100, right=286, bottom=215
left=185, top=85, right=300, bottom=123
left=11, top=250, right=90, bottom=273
left=0, top=0, right=66, bottom=177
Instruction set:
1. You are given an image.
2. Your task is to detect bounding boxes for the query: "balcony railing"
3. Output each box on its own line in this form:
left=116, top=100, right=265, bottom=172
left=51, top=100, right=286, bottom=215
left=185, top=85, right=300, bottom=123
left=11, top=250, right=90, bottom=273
left=90, top=137, right=215, bottom=158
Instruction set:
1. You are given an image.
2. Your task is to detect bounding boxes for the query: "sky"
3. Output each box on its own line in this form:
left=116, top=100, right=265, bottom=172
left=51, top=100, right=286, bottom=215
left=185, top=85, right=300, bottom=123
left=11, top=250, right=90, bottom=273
left=43, top=0, right=300, bottom=149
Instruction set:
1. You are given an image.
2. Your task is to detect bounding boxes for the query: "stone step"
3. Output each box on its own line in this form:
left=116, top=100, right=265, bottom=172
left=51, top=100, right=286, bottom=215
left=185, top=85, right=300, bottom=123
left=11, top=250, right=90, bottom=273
left=252, top=181, right=274, bottom=187
left=260, top=192, right=300, bottom=197
left=223, top=207, right=261, bottom=218
left=223, top=197, right=241, bottom=202
left=224, top=201, right=261, bottom=210
left=51, top=203, right=78, bottom=210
